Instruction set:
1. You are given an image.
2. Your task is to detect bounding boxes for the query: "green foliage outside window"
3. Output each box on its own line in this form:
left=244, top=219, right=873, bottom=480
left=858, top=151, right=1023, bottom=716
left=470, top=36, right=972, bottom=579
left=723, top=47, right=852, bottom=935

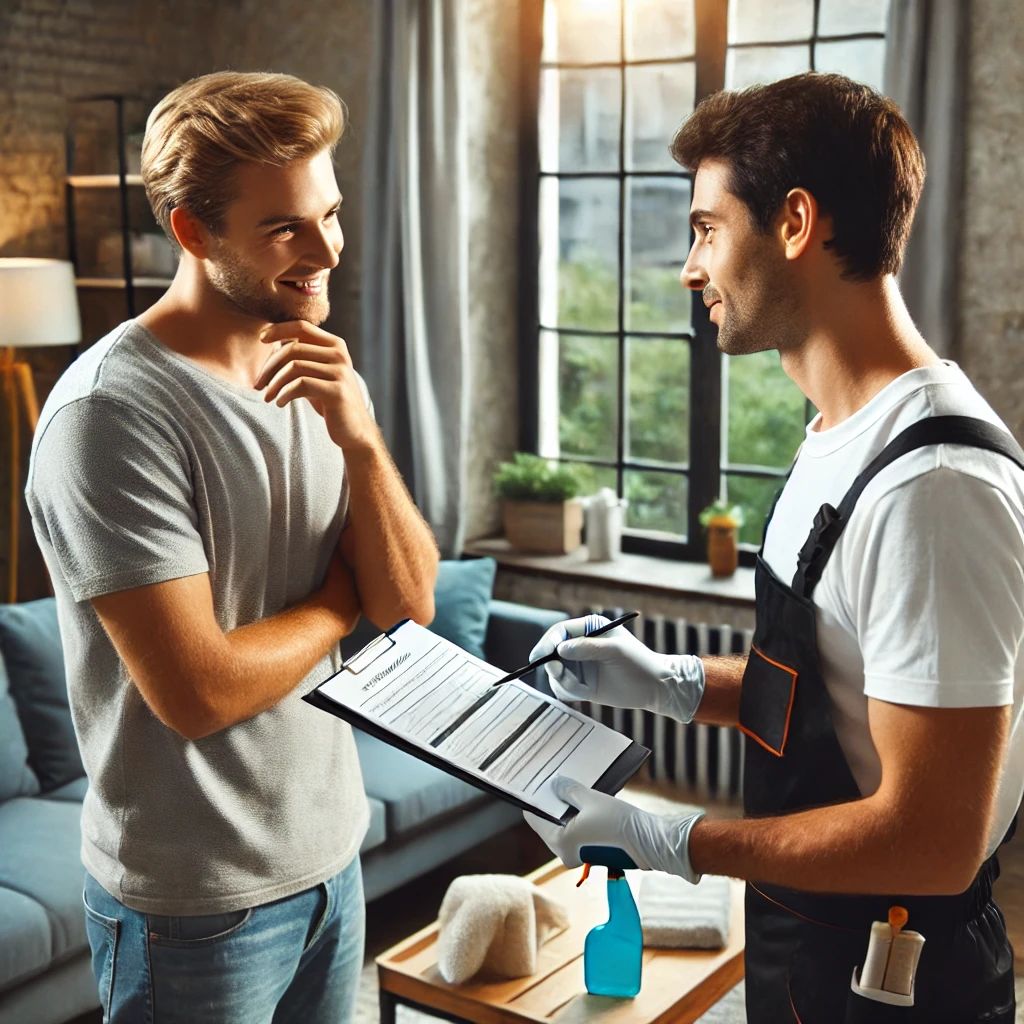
left=552, top=256, right=807, bottom=542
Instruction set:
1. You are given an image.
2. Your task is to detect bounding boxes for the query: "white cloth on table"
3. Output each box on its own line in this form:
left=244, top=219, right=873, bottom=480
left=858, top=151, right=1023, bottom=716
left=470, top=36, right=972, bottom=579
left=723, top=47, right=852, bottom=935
left=437, top=874, right=569, bottom=984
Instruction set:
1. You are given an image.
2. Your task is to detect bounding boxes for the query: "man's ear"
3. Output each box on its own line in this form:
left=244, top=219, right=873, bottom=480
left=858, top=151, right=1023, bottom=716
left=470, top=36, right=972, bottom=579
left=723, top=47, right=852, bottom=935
left=169, top=206, right=215, bottom=259
left=778, top=187, right=818, bottom=262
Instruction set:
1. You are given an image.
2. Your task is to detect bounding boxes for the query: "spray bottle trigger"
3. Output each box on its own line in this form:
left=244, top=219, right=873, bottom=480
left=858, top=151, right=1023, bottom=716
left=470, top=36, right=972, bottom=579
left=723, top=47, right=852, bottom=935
left=579, top=845, right=638, bottom=870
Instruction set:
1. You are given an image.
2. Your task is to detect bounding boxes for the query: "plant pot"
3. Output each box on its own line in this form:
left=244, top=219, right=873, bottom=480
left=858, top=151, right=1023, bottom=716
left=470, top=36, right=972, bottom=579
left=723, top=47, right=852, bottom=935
left=706, top=516, right=739, bottom=577
left=502, top=499, right=584, bottom=555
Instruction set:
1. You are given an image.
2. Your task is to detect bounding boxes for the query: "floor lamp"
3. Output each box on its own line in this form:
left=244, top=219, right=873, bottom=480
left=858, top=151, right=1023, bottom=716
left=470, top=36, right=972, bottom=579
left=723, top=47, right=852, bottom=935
left=0, top=258, right=81, bottom=603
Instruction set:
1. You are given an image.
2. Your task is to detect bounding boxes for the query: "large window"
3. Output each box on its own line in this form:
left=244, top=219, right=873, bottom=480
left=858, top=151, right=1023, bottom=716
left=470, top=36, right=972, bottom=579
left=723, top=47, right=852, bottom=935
left=522, top=0, right=889, bottom=556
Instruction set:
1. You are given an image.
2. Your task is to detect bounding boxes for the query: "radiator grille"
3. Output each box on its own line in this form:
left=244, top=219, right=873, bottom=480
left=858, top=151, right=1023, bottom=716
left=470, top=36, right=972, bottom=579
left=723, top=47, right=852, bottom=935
left=570, top=608, right=753, bottom=801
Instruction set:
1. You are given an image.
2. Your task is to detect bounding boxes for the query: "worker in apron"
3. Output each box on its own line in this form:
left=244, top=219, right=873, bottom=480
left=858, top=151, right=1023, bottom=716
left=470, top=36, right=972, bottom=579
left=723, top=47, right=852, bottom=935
left=523, top=72, right=1024, bottom=1024
left=736, top=415, right=1023, bottom=1022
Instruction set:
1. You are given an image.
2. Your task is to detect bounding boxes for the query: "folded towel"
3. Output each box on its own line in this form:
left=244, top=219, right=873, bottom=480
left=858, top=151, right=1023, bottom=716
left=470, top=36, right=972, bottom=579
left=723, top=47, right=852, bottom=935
left=437, top=874, right=570, bottom=984
left=639, top=872, right=730, bottom=949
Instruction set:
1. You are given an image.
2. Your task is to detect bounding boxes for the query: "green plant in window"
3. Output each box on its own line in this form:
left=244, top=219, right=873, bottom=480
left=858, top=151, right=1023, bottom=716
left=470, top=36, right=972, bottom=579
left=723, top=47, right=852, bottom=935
left=698, top=499, right=746, bottom=529
left=493, top=453, right=582, bottom=502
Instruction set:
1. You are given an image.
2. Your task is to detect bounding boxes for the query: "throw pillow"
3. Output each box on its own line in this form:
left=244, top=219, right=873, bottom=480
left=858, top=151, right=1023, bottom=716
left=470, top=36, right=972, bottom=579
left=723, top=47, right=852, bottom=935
left=0, top=655, right=40, bottom=801
left=429, top=558, right=497, bottom=660
left=0, top=598, right=84, bottom=791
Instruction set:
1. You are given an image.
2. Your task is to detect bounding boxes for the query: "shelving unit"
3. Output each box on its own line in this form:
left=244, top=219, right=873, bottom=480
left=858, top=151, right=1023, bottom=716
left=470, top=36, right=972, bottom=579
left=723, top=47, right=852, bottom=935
left=65, top=94, right=172, bottom=325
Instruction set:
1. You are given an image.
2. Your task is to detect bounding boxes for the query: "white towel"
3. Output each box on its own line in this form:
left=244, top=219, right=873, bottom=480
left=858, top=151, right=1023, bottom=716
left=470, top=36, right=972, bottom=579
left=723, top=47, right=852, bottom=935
left=437, top=874, right=570, bottom=984
left=639, top=872, right=730, bottom=949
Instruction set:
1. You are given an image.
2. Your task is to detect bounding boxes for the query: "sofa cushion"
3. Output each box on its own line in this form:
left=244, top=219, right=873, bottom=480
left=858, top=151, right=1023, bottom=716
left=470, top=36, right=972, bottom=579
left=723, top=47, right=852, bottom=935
left=359, top=796, right=387, bottom=853
left=0, top=799, right=87, bottom=963
left=0, top=599, right=84, bottom=791
left=354, top=731, right=484, bottom=838
left=40, top=777, right=88, bottom=803
left=429, top=558, right=497, bottom=660
left=0, top=886, right=52, bottom=991
left=0, top=656, right=39, bottom=802
left=483, top=599, right=567, bottom=673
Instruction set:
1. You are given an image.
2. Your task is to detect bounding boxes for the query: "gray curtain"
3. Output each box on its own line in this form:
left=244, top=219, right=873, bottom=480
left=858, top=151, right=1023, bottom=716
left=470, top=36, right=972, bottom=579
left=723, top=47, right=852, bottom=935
left=361, top=0, right=470, bottom=556
left=884, top=0, right=969, bottom=359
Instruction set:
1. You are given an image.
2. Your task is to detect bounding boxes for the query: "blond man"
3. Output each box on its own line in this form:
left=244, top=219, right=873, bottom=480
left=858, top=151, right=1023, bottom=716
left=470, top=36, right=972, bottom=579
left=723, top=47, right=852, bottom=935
left=26, top=71, right=438, bottom=1023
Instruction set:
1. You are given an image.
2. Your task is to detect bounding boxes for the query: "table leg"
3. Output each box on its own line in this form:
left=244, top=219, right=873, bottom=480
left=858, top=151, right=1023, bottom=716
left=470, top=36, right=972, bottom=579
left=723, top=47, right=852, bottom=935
left=379, top=988, right=398, bottom=1024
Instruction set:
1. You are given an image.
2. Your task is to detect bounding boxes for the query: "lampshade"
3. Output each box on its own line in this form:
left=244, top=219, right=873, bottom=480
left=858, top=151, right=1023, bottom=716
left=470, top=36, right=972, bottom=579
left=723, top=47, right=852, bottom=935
left=0, top=258, right=82, bottom=347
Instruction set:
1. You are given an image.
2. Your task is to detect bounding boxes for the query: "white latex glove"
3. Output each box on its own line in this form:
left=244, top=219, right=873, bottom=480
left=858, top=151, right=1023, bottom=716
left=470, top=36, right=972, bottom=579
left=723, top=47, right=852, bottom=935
left=530, top=613, right=705, bottom=723
left=524, top=776, right=704, bottom=884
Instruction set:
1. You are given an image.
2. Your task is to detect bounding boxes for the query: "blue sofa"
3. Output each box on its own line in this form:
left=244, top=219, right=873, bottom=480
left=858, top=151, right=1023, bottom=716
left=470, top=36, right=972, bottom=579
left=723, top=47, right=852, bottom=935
left=0, top=581, right=564, bottom=1024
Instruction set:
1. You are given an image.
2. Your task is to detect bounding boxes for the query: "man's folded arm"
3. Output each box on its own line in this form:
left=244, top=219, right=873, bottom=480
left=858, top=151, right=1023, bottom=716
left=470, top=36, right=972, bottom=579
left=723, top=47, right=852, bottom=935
left=92, top=554, right=361, bottom=741
left=339, top=443, right=439, bottom=630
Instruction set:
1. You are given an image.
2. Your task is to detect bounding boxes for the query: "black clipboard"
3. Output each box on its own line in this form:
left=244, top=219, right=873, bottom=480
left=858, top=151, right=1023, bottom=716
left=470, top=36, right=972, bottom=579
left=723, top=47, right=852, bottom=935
left=303, top=620, right=651, bottom=825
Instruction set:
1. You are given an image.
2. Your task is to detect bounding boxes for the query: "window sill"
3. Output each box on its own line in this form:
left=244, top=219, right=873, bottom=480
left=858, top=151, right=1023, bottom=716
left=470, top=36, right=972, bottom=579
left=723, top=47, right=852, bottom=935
left=464, top=537, right=755, bottom=608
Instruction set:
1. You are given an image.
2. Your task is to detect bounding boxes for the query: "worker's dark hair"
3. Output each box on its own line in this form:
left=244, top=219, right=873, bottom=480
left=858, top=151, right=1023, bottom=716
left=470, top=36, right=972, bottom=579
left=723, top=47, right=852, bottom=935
left=670, top=72, right=925, bottom=280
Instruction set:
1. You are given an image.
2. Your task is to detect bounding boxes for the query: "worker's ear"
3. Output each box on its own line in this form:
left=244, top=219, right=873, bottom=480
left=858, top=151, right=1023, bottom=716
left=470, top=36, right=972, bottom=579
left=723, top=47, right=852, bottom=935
left=778, top=187, right=818, bottom=262
left=169, top=206, right=216, bottom=260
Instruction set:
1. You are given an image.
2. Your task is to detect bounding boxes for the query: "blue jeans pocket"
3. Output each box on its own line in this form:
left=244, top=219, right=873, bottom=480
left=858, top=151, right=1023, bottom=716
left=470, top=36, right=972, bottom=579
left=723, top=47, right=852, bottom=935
left=146, top=907, right=252, bottom=948
left=83, top=888, right=120, bottom=1022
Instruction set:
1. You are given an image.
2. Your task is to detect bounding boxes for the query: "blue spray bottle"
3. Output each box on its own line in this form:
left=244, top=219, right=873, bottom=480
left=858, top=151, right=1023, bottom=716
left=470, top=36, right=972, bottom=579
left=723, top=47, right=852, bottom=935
left=579, top=845, right=642, bottom=998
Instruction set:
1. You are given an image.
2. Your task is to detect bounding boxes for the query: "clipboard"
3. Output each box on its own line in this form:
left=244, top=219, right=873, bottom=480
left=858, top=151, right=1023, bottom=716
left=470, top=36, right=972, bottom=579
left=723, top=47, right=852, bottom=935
left=303, top=620, right=651, bottom=825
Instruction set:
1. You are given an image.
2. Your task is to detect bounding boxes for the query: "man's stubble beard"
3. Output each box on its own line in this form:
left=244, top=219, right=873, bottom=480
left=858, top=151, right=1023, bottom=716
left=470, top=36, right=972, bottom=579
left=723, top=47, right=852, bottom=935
left=714, top=243, right=802, bottom=358
left=208, top=247, right=330, bottom=326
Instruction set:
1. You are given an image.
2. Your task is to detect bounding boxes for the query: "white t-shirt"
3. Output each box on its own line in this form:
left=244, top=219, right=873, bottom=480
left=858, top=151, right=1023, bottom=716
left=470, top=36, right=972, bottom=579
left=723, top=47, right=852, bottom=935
left=762, top=361, right=1024, bottom=857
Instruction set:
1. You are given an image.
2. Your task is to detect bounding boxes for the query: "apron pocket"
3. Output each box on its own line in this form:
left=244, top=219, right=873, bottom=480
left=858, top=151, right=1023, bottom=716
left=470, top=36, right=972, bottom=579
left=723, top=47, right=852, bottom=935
left=739, top=644, right=798, bottom=756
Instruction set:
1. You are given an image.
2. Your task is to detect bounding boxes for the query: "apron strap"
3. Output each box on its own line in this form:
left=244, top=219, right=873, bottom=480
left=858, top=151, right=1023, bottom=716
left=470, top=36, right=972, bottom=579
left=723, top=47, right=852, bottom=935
left=792, top=415, right=1024, bottom=599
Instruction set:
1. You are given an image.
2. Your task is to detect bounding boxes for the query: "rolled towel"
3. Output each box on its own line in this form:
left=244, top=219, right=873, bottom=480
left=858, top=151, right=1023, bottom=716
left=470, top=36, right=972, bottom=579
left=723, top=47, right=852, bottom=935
left=639, top=872, right=730, bottom=949
left=437, top=874, right=570, bottom=985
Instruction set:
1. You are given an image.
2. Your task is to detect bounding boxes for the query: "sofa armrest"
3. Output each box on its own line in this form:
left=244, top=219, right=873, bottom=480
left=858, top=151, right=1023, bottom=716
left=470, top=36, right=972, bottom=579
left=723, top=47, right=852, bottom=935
left=483, top=599, right=566, bottom=674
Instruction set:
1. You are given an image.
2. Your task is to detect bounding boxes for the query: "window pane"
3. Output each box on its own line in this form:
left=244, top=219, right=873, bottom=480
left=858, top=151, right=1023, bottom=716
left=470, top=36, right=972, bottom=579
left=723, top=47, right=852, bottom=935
left=815, top=39, right=886, bottom=91
left=626, top=176, right=691, bottom=333
left=558, top=333, right=619, bottom=461
left=626, top=62, right=696, bottom=172
left=818, top=0, right=889, bottom=35
left=572, top=462, right=618, bottom=499
left=625, top=0, right=695, bottom=60
left=539, top=177, right=619, bottom=331
left=542, top=0, right=621, bottom=65
left=540, top=68, right=621, bottom=173
left=725, top=44, right=810, bottom=89
left=728, top=0, right=814, bottom=44
left=627, top=337, right=689, bottom=465
left=723, top=474, right=784, bottom=546
left=625, top=469, right=687, bottom=536
left=725, top=350, right=806, bottom=468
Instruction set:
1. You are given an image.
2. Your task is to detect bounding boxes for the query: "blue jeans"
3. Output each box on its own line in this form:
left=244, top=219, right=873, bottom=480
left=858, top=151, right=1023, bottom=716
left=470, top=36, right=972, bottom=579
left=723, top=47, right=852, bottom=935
left=83, top=858, right=365, bottom=1024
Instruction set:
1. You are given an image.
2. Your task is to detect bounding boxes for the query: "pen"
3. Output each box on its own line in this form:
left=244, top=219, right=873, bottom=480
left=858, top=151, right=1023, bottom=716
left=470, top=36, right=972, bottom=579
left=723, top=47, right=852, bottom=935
left=490, top=611, right=641, bottom=687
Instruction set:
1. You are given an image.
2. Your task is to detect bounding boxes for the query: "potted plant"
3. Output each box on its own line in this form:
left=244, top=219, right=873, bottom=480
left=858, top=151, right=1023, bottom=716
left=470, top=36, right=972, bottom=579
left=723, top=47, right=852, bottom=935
left=493, top=453, right=584, bottom=554
left=699, top=499, right=746, bottom=577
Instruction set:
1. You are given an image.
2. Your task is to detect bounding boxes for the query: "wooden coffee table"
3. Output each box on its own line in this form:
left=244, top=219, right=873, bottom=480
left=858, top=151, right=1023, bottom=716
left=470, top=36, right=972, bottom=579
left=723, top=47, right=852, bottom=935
left=377, top=859, right=744, bottom=1024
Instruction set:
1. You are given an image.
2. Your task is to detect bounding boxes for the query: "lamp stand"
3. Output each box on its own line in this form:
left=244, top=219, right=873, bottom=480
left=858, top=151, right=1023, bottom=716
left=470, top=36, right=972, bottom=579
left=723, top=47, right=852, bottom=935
left=2, top=347, right=41, bottom=603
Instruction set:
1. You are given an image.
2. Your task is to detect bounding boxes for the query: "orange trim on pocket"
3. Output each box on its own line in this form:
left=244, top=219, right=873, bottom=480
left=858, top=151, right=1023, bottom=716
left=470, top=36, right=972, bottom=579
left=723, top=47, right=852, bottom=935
left=739, top=644, right=798, bottom=757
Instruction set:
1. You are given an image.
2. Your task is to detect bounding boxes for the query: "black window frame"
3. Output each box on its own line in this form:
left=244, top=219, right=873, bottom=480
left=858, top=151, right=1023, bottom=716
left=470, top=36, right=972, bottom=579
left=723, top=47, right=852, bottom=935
left=517, top=0, right=887, bottom=565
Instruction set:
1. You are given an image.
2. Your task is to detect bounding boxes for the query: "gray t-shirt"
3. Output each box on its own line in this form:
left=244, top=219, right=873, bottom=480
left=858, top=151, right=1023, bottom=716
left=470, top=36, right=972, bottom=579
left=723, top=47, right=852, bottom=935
left=26, top=319, right=369, bottom=915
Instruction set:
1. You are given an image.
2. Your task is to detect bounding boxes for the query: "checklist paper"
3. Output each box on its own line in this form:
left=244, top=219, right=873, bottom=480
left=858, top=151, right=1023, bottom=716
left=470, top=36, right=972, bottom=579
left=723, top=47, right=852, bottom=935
left=304, top=620, right=650, bottom=823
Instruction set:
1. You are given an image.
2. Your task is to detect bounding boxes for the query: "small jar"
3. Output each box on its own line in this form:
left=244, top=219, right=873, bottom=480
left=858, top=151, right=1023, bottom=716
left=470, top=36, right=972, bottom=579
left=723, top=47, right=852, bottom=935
left=706, top=516, right=739, bottom=577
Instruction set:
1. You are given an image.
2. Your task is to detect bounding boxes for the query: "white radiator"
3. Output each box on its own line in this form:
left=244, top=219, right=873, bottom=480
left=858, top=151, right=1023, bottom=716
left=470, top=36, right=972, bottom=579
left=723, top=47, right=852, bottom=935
left=569, top=607, right=753, bottom=802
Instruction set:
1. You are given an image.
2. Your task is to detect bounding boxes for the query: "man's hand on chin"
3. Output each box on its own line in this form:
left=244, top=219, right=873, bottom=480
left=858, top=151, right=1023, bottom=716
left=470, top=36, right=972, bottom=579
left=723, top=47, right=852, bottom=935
left=255, top=321, right=379, bottom=451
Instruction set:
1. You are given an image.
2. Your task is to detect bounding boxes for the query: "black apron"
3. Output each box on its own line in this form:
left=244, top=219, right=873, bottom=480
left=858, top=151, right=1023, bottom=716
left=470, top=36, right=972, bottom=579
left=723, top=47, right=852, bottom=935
left=739, top=415, right=1024, bottom=1024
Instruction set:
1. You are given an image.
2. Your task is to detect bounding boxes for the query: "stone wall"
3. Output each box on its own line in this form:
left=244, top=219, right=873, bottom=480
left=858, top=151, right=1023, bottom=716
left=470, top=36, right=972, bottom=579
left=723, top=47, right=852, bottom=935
left=463, top=0, right=523, bottom=541
left=958, top=0, right=1024, bottom=438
